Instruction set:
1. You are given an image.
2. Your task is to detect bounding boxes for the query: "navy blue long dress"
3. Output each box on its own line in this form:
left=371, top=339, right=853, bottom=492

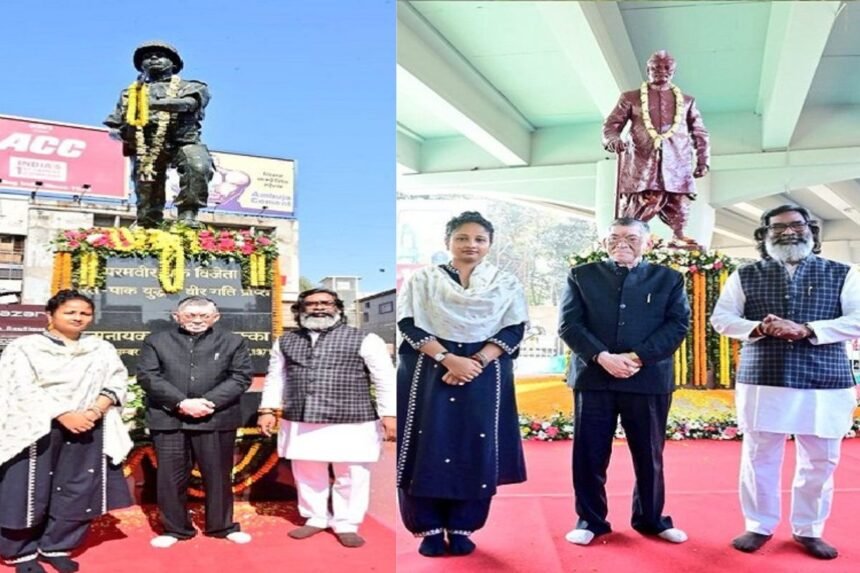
left=397, top=265, right=526, bottom=536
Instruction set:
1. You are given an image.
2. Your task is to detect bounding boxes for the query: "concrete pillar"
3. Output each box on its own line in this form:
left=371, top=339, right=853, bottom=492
left=23, top=208, right=93, bottom=304
left=594, top=158, right=617, bottom=236
left=687, top=173, right=716, bottom=249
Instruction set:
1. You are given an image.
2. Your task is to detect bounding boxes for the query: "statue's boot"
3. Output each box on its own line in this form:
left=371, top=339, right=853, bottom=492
left=667, top=232, right=703, bottom=251
left=177, top=210, right=202, bottom=228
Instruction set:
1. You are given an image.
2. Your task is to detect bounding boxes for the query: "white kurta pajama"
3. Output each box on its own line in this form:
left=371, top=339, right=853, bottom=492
left=260, top=332, right=395, bottom=533
left=711, top=266, right=860, bottom=537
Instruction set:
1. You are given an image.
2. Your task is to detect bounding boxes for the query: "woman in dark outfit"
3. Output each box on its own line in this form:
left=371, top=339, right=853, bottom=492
left=0, top=290, right=132, bottom=573
left=397, top=211, right=529, bottom=557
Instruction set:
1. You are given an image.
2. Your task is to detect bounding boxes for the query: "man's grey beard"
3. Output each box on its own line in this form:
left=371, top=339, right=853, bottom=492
left=765, top=236, right=813, bottom=264
left=300, top=312, right=341, bottom=331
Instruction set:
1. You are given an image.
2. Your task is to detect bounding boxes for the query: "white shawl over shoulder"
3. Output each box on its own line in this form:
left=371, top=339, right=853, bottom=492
left=0, top=334, right=132, bottom=465
left=398, top=262, right=529, bottom=343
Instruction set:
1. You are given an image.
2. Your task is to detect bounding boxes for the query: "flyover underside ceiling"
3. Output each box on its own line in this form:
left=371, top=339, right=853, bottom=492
left=397, top=1, right=860, bottom=257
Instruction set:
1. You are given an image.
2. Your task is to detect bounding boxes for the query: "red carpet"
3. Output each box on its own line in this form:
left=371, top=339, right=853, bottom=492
left=75, top=502, right=394, bottom=573
left=1, top=444, right=397, bottom=573
left=396, top=439, right=860, bottom=572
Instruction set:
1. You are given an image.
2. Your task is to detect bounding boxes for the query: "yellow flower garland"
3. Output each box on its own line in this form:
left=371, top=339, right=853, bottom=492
left=639, top=82, right=684, bottom=150
left=718, top=269, right=731, bottom=387
left=78, top=252, right=100, bottom=289
left=51, top=252, right=74, bottom=294
left=124, top=81, right=149, bottom=128
left=271, top=258, right=283, bottom=338
left=249, top=252, right=259, bottom=286
left=257, top=254, right=267, bottom=285
left=185, top=230, right=201, bottom=255
left=134, top=75, right=181, bottom=181
left=109, top=228, right=136, bottom=252
left=157, top=233, right=185, bottom=293
left=248, top=253, right=269, bottom=287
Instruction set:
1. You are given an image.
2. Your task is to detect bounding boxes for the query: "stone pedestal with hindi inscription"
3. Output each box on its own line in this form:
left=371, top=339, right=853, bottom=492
left=86, top=256, right=273, bottom=374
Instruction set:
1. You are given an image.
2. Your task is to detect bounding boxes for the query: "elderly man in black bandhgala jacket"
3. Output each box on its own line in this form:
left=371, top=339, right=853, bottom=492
left=136, top=296, right=252, bottom=548
left=558, top=217, right=690, bottom=547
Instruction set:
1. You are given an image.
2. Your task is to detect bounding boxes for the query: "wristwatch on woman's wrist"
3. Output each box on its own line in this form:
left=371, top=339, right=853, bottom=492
left=433, top=351, right=450, bottom=363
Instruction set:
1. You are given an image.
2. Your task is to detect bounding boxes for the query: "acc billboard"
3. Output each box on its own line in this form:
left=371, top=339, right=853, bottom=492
left=166, top=151, right=295, bottom=218
left=0, top=115, right=128, bottom=200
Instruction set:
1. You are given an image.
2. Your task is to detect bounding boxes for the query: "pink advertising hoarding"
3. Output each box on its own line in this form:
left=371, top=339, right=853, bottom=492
left=0, top=115, right=128, bottom=200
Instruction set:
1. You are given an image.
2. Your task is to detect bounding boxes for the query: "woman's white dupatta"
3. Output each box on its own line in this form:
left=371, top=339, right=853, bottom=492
left=0, top=334, right=132, bottom=466
left=398, top=261, right=529, bottom=343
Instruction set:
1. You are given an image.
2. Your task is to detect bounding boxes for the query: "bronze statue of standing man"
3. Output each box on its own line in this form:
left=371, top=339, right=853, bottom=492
left=602, top=50, right=710, bottom=243
left=105, top=41, right=212, bottom=228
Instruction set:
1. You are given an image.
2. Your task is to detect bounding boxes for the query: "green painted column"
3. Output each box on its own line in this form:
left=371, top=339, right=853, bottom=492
left=687, top=173, right=715, bottom=249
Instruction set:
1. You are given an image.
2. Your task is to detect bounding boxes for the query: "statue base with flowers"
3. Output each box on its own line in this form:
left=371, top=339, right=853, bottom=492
left=50, top=223, right=285, bottom=498
left=517, top=241, right=860, bottom=441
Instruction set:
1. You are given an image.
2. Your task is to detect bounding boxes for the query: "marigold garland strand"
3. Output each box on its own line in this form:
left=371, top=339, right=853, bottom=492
left=133, top=76, right=181, bottom=181
left=271, top=257, right=284, bottom=338
left=125, top=81, right=149, bottom=128
left=157, top=234, right=185, bottom=293
left=51, top=253, right=73, bottom=294
left=78, top=252, right=101, bottom=289
left=697, top=272, right=708, bottom=386
left=718, top=270, right=731, bottom=386
left=640, top=82, right=685, bottom=150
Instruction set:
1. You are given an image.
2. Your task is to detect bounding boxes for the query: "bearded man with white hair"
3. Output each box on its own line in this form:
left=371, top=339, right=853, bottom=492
left=257, top=288, right=396, bottom=548
left=711, top=205, right=860, bottom=560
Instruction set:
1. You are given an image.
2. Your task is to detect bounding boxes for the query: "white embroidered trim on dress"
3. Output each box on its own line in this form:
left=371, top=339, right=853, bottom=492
left=37, top=549, right=71, bottom=557
left=26, top=442, right=37, bottom=528
left=401, top=331, right=435, bottom=350
left=3, top=553, right=38, bottom=564
left=396, top=354, right=424, bottom=484
left=493, top=360, right=501, bottom=484
left=447, top=529, right=473, bottom=536
left=101, top=422, right=108, bottom=514
left=488, top=337, right=518, bottom=355
left=414, top=528, right=444, bottom=538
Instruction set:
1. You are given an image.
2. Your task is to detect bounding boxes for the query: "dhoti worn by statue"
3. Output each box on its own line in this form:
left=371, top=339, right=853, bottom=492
left=603, top=86, right=709, bottom=235
left=396, top=262, right=529, bottom=537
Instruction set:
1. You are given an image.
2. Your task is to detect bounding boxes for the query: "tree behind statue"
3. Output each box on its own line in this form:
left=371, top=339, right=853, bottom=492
left=105, top=41, right=213, bottom=229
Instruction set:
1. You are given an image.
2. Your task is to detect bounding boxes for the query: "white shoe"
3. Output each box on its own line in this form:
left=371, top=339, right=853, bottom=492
left=565, top=529, right=595, bottom=545
left=150, top=535, right=179, bottom=548
left=657, top=528, right=688, bottom=543
left=226, top=531, right=252, bottom=544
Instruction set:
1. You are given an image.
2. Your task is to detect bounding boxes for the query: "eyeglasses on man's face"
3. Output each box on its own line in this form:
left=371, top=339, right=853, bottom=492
left=304, top=300, right=336, bottom=308
left=767, top=221, right=809, bottom=234
left=606, top=234, right=643, bottom=247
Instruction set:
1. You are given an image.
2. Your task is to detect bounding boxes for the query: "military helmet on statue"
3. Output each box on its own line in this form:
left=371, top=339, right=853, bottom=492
left=133, top=41, right=184, bottom=73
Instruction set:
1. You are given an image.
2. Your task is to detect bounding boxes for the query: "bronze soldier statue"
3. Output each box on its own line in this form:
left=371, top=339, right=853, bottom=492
left=602, top=50, right=710, bottom=243
left=105, top=41, right=212, bottom=228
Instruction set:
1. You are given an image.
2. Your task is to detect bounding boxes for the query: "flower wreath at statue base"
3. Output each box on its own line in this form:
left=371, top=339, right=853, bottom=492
left=520, top=241, right=860, bottom=441
left=50, top=223, right=286, bottom=496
